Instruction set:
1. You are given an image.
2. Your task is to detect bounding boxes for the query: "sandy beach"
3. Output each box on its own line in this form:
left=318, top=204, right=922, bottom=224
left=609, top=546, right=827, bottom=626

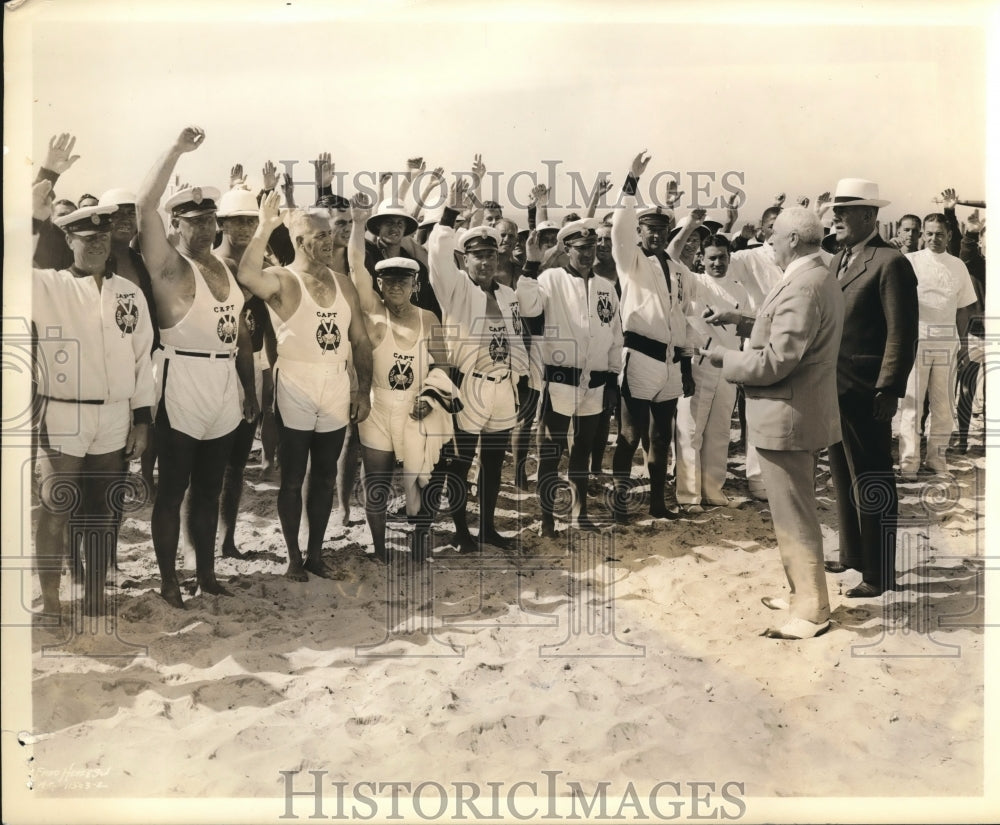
left=25, top=421, right=985, bottom=810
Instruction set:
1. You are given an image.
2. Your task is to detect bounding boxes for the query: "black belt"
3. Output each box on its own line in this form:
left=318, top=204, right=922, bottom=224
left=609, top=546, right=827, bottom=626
left=543, top=365, right=614, bottom=388
left=161, top=346, right=236, bottom=359
left=544, top=364, right=582, bottom=386
left=623, top=331, right=668, bottom=362
left=39, top=395, right=105, bottom=405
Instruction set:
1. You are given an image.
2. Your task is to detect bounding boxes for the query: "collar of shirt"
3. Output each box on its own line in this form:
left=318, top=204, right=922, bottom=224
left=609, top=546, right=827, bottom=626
left=566, top=263, right=592, bottom=280
left=846, top=227, right=878, bottom=261
left=781, top=252, right=822, bottom=284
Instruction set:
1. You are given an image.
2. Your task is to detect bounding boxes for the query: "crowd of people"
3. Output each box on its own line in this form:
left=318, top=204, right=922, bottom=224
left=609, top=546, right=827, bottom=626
left=30, top=128, right=986, bottom=639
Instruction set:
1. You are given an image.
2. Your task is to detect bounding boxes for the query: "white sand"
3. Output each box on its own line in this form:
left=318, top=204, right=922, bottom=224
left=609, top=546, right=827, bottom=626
left=28, top=434, right=985, bottom=804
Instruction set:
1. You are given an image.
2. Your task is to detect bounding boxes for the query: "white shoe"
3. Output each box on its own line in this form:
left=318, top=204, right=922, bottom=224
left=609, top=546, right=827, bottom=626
left=762, top=618, right=831, bottom=640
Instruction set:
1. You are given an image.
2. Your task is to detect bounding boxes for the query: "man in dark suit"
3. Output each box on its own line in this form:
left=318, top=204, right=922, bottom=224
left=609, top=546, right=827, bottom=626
left=823, top=179, right=919, bottom=598
left=702, top=207, right=844, bottom=639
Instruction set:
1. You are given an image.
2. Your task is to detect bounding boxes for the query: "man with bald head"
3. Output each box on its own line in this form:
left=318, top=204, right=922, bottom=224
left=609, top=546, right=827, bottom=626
left=238, top=194, right=373, bottom=581
left=702, top=206, right=844, bottom=639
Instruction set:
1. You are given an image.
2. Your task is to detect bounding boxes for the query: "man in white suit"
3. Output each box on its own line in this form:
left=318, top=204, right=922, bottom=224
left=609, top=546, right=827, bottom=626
left=702, top=207, right=844, bottom=640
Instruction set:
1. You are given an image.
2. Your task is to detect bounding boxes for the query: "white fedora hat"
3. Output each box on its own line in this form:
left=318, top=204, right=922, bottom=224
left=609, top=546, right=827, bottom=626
left=828, top=178, right=890, bottom=210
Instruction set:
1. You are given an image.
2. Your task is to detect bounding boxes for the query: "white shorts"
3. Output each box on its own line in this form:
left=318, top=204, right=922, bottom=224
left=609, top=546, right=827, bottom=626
left=544, top=376, right=605, bottom=417
left=275, top=356, right=351, bottom=433
left=42, top=399, right=131, bottom=458
left=156, top=349, right=242, bottom=441
left=456, top=371, right=518, bottom=434
left=621, top=349, right=682, bottom=402
left=358, top=388, right=416, bottom=454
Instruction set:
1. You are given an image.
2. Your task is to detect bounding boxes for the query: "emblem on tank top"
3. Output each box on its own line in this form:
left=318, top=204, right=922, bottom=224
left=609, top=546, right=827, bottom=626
left=488, top=326, right=509, bottom=364
left=316, top=317, right=342, bottom=352
left=509, top=301, right=522, bottom=335
left=596, top=292, right=614, bottom=325
left=217, top=313, right=238, bottom=344
left=114, top=293, right=138, bottom=336
left=388, top=353, right=415, bottom=390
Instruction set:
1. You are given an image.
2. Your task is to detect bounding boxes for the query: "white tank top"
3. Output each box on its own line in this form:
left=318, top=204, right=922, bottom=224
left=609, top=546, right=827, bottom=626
left=371, top=307, right=430, bottom=392
left=159, top=253, right=243, bottom=352
left=269, top=266, right=352, bottom=363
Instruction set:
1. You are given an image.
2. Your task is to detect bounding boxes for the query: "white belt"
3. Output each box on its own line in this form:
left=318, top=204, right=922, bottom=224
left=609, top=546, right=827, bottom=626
left=276, top=355, right=348, bottom=374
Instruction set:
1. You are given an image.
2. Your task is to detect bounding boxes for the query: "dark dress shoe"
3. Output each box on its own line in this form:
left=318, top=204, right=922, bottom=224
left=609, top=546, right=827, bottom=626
left=846, top=582, right=883, bottom=598
left=824, top=561, right=850, bottom=574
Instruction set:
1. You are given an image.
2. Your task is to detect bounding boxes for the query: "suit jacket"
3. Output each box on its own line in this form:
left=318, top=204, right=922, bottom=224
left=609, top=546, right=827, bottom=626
left=721, top=255, right=844, bottom=452
left=832, top=235, right=918, bottom=397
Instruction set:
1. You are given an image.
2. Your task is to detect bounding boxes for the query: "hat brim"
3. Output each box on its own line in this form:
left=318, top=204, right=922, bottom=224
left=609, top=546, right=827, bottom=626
left=366, top=214, right=419, bottom=236
left=218, top=210, right=260, bottom=218
left=173, top=207, right=218, bottom=218
left=820, top=199, right=890, bottom=213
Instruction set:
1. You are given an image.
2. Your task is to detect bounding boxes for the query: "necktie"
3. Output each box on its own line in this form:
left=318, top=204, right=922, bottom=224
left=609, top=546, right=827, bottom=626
left=838, top=248, right=852, bottom=279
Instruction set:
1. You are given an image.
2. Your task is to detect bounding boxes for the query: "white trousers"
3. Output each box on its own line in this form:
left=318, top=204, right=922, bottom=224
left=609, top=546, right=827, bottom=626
left=898, top=341, right=956, bottom=473
left=674, top=363, right=737, bottom=504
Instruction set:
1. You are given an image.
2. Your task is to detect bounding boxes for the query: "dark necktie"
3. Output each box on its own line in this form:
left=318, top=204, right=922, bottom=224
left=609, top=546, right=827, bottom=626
left=838, top=248, right=852, bottom=279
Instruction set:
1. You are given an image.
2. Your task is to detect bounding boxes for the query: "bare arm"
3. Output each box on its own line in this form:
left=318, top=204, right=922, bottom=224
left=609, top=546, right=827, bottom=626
left=236, top=190, right=284, bottom=302
left=667, top=209, right=706, bottom=260
left=339, top=273, right=373, bottom=422
left=347, top=193, right=379, bottom=316
left=235, top=318, right=259, bottom=422
left=136, top=126, right=204, bottom=279
left=586, top=176, right=612, bottom=219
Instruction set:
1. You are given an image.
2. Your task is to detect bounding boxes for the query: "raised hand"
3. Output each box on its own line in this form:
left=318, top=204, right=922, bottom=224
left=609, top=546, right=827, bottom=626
left=724, top=193, right=740, bottom=223
left=815, top=191, right=831, bottom=212
left=630, top=150, right=652, bottom=179
left=33, top=180, right=54, bottom=221
left=261, top=160, right=279, bottom=191
left=280, top=173, right=295, bottom=207
left=471, top=154, right=486, bottom=184
left=796, top=195, right=810, bottom=208
left=690, top=207, right=707, bottom=225
left=740, top=222, right=757, bottom=239
left=449, top=178, right=471, bottom=211
left=230, top=163, right=247, bottom=189
left=406, top=157, right=425, bottom=179
left=258, top=189, right=284, bottom=233
left=350, top=191, right=373, bottom=220
left=313, top=151, right=334, bottom=190
left=596, top=175, right=613, bottom=197
left=966, top=209, right=983, bottom=233
left=525, top=229, right=542, bottom=262
left=665, top=178, right=684, bottom=208
left=773, top=192, right=786, bottom=206
left=939, top=188, right=958, bottom=209
left=530, top=183, right=549, bottom=207
left=174, top=126, right=206, bottom=153
left=43, top=133, right=81, bottom=174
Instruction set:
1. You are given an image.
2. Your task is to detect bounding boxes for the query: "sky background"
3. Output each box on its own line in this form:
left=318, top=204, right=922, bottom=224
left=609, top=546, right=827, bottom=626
left=10, top=0, right=993, bottom=231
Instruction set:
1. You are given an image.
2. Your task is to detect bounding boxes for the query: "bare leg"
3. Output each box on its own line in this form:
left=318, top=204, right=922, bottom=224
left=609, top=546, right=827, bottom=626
left=220, top=417, right=257, bottom=559
left=276, top=420, right=314, bottom=582
left=35, top=451, right=86, bottom=615
left=361, top=446, right=397, bottom=563
left=151, top=408, right=198, bottom=609
left=188, top=430, right=237, bottom=595
left=303, top=427, right=346, bottom=577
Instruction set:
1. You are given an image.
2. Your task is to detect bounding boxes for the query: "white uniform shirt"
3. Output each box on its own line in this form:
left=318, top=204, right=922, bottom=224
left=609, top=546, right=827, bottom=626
left=427, top=225, right=528, bottom=379
left=33, top=268, right=154, bottom=409
left=516, top=267, right=623, bottom=377
left=905, top=249, right=978, bottom=336
left=610, top=197, right=687, bottom=349
left=727, top=243, right=783, bottom=314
